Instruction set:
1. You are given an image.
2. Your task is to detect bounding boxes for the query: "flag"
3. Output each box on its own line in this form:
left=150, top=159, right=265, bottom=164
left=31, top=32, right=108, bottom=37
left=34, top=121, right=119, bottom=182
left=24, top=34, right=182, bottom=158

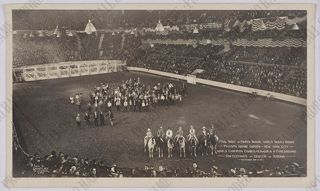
left=85, top=19, right=97, bottom=34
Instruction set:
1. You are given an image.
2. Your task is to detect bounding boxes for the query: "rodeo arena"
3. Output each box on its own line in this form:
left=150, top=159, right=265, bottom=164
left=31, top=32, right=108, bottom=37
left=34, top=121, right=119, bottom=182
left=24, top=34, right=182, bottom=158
left=12, top=10, right=307, bottom=177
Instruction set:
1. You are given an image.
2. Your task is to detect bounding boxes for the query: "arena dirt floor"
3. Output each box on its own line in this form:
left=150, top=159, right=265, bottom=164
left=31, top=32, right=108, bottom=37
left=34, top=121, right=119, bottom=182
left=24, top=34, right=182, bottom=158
left=13, top=71, right=307, bottom=174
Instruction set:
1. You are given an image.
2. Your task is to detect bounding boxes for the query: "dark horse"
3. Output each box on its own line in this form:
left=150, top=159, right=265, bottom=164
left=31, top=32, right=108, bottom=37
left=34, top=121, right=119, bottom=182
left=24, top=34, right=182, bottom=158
left=155, top=136, right=166, bottom=158
left=198, top=134, right=209, bottom=156
left=207, top=134, right=219, bottom=155
left=188, top=136, right=198, bottom=157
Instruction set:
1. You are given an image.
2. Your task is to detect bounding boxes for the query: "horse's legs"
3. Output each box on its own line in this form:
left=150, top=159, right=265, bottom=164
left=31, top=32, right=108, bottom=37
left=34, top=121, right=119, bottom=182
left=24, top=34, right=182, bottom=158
left=205, top=144, right=208, bottom=155
left=201, top=146, right=204, bottom=156
left=183, top=148, right=186, bottom=158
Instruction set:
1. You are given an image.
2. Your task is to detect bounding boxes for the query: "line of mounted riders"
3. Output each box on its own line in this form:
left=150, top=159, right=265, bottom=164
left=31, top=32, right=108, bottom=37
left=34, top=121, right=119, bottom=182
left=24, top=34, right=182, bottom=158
left=144, top=125, right=219, bottom=158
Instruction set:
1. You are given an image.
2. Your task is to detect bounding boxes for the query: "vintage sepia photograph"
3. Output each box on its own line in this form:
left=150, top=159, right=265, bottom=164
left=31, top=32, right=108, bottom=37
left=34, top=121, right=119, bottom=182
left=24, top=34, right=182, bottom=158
left=4, top=3, right=316, bottom=188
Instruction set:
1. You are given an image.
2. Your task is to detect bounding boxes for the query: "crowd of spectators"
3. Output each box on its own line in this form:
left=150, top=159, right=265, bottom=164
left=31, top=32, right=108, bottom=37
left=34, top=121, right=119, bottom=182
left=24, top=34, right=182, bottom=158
left=13, top=32, right=141, bottom=67
left=13, top=35, right=79, bottom=67
left=13, top=143, right=306, bottom=177
left=229, top=46, right=307, bottom=66
left=129, top=43, right=306, bottom=98
left=134, top=54, right=205, bottom=76
left=199, top=59, right=306, bottom=98
left=13, top=10, right=307, bottom=98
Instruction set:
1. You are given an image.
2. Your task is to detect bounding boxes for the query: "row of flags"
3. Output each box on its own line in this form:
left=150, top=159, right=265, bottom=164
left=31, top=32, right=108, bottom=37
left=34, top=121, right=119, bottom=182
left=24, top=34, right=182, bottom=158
left=224, top=15, right=306, bottom=32
left=15, top=14, right=306, bottom=38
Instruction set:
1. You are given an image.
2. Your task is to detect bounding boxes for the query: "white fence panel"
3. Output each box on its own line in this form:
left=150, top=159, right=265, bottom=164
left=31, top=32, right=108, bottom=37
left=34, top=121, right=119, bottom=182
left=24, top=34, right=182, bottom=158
left=17, top=60, right=126, bottom=82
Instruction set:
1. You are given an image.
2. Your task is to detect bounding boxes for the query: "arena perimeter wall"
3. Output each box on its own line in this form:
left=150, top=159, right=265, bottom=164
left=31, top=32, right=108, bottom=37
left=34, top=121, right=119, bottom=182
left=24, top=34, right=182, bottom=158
left=14, top=60, right=126, bottom=81
left=127, top=67, right=306, bottom=106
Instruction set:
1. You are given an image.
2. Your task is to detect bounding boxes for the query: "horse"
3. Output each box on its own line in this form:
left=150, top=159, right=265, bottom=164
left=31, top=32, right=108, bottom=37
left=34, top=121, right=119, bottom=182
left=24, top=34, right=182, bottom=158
left=147, top=137, right=156, bottom=158
left=144, top=136, right=151, bottom=152
left=198, top=134, right=209, bottom=156
left=167, top=138, right=174, bottom=158
left=188, top=136, right=198, bottom=157
left=155, top=136, right=166, bottom=158
left=208, top=134, right=219, bottom=155
left=177, top=136, right=186, bottom=158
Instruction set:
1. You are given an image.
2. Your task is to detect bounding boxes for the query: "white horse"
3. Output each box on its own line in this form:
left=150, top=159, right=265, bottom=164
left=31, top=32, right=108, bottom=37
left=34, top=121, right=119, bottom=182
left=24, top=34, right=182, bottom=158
left=144, top=136, right=151, bottom=152
left=147, top=137, right=156, bottom=158
left=167, top=138, right=174, bottom=158
left=177, top=136, right=186, bottom=158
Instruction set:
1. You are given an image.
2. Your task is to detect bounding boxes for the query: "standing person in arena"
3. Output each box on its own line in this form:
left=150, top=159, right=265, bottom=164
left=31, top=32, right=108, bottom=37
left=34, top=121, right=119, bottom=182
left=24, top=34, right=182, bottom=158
left=69, top=96, right=74, bottom=104
left=182, top=82, right=188, bottom=96
left=133, top=98, right=137, bottom=112
left=76, top=113, right=81, bottom=128
left=87, top=102, right=92, bottom=112
left=98, top=99, right=104, bottom=111
left=137, top=97, right=142, bottom=112
left=146, top=99, right=150, bottom=112
left=128, top=97, right=133, bottom=111
left=107, top=100, right=112, bottom=111
left=108, top=110, right=114, bottom=126
left=99, top=111, right=105, bottom=126
left=123, top=97, right=128, bottom=111
left=94, top=111, right=99, bottom=127
left=84, top=112, right=90, bottom=126
left=75, top=93, right=81, bottom=110
left=160, top=93, right=165, bottom=106
left=115, top=97, right=121, bottom=111
left=141, top=99, right=146, bottom=112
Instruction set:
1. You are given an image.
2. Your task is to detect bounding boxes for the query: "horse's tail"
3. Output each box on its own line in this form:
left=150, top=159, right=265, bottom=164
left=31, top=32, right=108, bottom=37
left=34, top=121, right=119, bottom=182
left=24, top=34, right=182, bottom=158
left=215, top=135, right=219, bottom=142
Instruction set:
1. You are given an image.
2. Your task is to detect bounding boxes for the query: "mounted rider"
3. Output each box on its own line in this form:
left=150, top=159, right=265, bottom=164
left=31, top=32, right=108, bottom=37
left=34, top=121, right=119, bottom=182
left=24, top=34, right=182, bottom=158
left=175, top=126, right=184, bottom=141
left=209, top=124, right=216, bottom=135
left=201, top=126, right=208, bottom=136
left=157, top=126, right=165, bottom=138
left=166, top=128, right=173, bottom=140
left=146, top=128, right=153, bottom=138
left=187, top=125, right=198, bottom=142
left=144, top=128, right=153, bottom=152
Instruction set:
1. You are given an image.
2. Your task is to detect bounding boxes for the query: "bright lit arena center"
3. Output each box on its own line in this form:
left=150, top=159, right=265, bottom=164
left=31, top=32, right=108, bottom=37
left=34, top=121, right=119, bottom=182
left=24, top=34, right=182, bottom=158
left=12, top=10, right=307, bottom=177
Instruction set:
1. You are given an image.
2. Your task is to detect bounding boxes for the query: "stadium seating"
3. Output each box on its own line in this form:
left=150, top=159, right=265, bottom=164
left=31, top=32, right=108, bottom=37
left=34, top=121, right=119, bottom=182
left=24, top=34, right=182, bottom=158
left=13, top=11, right=307, bottom=99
